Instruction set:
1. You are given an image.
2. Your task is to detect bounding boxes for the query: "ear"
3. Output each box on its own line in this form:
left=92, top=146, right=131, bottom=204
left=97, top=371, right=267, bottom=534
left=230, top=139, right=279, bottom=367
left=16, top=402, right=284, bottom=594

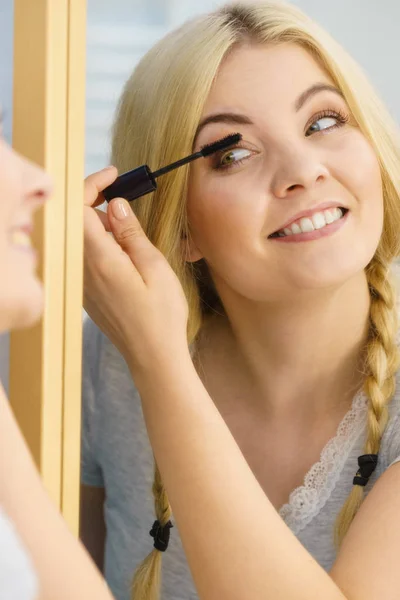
left=181, top=232, right=203, bottom=263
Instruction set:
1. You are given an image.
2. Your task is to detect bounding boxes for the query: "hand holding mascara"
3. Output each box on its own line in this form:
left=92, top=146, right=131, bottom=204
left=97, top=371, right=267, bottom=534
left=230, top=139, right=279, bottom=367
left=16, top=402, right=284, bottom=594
left=102, top=133, right=242, bottom=203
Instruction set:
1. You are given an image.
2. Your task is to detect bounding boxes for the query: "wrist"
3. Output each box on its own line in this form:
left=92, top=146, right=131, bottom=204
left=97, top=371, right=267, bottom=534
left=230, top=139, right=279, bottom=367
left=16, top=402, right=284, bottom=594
left=125, top=343, right=193, bottom=386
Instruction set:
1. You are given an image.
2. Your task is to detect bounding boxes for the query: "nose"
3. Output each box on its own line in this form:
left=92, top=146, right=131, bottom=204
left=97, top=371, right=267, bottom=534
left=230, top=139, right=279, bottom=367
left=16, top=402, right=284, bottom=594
left=22, top=156, right=53, bottom=207
left=270, top=142, right=329, bottom=199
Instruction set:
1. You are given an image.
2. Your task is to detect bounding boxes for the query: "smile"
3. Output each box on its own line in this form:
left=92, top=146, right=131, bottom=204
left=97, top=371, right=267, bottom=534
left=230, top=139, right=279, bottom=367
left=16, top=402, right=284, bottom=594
left=269, top=207, right=349, bottom=242
left=10, top=227, right=34, bottom=253
left=11, top=230, right=32, bottom=247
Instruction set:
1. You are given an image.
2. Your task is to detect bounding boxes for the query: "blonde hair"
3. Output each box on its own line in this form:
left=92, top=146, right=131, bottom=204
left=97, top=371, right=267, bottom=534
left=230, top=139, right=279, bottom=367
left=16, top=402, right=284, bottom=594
left=110, top=1, right=400, bottom=597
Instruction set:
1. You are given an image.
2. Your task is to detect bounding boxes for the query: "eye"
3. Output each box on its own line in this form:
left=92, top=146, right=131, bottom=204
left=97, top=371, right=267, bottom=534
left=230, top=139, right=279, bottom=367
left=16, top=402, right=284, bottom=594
left=214, top=147, right=253, bottom=170
left=305, top=110, right=348, bottom=137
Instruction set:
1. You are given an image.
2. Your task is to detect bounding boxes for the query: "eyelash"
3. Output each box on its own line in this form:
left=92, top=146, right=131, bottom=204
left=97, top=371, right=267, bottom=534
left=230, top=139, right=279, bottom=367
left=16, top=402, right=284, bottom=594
left=211, top=108, right=350, bottom=172
left=304, top=108, right=349, bottom=136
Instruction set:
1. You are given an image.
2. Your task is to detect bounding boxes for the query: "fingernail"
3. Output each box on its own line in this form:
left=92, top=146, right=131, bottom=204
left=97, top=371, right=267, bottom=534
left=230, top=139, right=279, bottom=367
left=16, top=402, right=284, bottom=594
left=112, top=198, right=129, bottom=220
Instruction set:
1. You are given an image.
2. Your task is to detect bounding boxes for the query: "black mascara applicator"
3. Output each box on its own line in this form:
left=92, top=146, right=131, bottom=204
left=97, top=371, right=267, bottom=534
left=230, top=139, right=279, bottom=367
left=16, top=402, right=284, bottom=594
left=103, top=133, right=242, bottom=203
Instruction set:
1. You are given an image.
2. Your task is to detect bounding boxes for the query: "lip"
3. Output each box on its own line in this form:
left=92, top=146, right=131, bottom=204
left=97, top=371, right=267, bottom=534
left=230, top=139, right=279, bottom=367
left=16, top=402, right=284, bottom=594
left=270, top=201, right=349, bottom=236
left=270, top=209, right=349, bottom=243
left=12, top=224, right=33, bottom=235
left=10, top=223, right=37, bottom=262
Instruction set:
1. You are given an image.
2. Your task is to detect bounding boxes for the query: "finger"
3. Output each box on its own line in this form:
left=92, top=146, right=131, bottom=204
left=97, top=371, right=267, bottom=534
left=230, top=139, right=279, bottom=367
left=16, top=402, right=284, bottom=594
left=84, top=204, right=142, bottom=283
left=84, top=166, right=118, bottom=208
left=83, top=205, right=114, bottom=260
left=107, top=197, right=162, bottom=276
left=95, top=208, right=111, bottom=232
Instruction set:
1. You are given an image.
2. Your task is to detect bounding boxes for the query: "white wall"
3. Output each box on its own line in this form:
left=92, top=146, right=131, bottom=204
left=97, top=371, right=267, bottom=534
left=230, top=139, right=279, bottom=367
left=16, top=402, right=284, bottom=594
left=292, top=0, right=400, bottom=123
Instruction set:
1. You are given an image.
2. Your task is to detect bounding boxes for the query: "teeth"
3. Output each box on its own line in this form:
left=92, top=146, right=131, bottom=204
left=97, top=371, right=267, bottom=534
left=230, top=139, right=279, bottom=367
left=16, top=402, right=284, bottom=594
left=11, top=231, right=32, bottom=248
left=276, top=208, right=344, bottom=237
left=324, top=210, right=335, bottom=224
left=333, top=208, right=343, bottom=219
left=311, top=212, right=326, bottom=230
left=299, top=217, right=314, bottom=233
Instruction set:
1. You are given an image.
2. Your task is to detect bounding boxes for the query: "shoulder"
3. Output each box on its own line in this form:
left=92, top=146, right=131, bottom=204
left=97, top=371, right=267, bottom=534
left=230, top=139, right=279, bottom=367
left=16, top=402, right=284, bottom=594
left=380, top=367, right=400, bottom=469
left=378, top=264, right=400, bottom=467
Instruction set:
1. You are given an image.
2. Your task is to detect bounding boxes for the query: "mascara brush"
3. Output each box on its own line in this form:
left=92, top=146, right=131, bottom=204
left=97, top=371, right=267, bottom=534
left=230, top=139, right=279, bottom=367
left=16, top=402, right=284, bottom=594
left=103, top=133, right=242, bottom=203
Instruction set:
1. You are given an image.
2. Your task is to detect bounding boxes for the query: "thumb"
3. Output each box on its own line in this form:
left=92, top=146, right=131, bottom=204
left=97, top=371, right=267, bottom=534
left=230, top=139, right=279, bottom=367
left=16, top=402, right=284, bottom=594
left=108, top=197, right=156, bottom=268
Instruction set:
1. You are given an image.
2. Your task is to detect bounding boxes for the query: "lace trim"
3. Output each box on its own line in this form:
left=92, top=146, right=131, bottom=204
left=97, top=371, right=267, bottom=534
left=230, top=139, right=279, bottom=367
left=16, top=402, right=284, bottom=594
left=278, top=390, right=368, bottom=534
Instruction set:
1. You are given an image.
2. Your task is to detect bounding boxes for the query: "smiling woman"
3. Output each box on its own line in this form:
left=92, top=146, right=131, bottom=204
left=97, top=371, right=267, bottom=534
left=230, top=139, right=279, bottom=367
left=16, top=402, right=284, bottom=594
left=80, top=2, right=400, bottom=600
left=186, top=43, right=384, bottom=296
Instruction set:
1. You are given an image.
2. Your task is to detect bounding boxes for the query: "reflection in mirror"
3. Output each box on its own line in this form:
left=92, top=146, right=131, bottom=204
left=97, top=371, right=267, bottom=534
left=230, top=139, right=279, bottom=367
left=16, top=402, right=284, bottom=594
left=80, top=2, right=400, bottom=600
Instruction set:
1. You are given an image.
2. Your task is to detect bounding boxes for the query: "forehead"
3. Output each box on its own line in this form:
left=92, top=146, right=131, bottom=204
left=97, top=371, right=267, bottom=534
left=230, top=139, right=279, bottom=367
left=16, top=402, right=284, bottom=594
left=202, top=43, right=334, bottom=117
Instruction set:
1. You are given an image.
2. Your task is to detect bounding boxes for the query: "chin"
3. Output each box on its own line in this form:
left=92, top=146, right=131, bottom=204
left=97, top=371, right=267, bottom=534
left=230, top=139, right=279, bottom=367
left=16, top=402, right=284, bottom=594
left=0, top=280, right=44, bottom=333
left=288, top=254, right=372, bottom=292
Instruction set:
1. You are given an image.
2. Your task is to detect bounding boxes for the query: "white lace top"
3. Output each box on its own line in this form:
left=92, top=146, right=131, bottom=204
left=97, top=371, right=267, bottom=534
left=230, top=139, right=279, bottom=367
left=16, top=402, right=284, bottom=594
left=279, top=389, right=368, bottom=533
left=81, top=317, right=400, bottom=600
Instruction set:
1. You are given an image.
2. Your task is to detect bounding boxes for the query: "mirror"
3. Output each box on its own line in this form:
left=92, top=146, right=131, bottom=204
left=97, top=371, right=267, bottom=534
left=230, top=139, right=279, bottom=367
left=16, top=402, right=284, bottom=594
left=79, top=2, right=400, bottom=600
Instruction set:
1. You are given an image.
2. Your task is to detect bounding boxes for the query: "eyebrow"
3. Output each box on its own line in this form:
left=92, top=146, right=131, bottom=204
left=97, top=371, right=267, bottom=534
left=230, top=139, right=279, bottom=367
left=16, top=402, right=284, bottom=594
left=194, top=113, right=253, bottom=145
left=194, top=83, right=344, bottom=144
left=295, top=83, right=344, bottom=111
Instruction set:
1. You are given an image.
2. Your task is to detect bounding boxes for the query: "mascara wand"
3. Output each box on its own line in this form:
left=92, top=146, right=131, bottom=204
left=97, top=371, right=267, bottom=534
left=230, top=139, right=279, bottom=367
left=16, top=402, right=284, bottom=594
left=103, top=133, right=242, bottom=203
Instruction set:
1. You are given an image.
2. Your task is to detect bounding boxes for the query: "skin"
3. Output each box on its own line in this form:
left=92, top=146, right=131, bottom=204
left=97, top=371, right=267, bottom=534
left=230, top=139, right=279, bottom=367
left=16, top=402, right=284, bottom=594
left=83, top=42, right=400, bottom=599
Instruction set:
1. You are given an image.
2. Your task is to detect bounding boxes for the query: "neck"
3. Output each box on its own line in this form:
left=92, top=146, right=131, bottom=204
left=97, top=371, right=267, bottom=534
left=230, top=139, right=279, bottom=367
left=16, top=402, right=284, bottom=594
left=206, top=272, right=371, bottom=419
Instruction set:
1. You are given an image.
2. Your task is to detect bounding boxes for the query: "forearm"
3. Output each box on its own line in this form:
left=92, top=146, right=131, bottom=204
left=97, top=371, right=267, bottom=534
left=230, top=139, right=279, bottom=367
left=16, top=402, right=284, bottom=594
left=132, top=352, right=349, bottom=600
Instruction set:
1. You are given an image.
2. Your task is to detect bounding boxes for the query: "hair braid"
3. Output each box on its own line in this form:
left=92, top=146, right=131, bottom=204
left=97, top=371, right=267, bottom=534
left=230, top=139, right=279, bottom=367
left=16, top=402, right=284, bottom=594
left=334, top=257, right=399, bottom=547
left=131, top=464, right=172, bottom=600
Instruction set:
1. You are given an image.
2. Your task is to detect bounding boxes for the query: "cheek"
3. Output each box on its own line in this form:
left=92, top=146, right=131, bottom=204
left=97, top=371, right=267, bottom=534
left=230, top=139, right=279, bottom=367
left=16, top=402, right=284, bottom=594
left=331, top=130, right=383, bottom=207
left=0, top=148, right=22, bottom=228
left=0, top=250, right=44, bottom=333
left=187, top=174, right=266, bottom=252
left=330, top=130, right=384, bottom=234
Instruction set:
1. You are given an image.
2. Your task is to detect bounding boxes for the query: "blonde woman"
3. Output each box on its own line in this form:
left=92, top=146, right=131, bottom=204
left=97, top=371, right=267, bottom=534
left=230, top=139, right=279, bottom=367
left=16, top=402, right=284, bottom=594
left=82, top=2, right=400, bottom=600
left=0, top=118, right=122, bottom=596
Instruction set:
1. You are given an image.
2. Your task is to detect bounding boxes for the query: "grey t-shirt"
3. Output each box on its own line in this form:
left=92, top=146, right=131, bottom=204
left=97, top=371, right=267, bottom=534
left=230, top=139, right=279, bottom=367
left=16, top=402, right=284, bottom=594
left=81, top=317, right=400, bottom=600
left=0, top=506, right=38, bottom=600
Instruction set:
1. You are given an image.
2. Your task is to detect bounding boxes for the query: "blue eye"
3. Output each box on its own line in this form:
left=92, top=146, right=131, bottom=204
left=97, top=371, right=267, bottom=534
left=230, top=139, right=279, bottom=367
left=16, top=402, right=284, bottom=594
left=309, top=116, right=337, bottom=132
left=306, top=110, right=348, bottom=137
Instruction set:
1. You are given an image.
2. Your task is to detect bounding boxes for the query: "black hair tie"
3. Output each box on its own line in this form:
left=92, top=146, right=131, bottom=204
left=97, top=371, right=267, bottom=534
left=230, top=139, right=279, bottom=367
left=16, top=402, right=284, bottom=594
left=353, top=454, right=378, bottom=487
left=149, top=520, right=173, bottom=552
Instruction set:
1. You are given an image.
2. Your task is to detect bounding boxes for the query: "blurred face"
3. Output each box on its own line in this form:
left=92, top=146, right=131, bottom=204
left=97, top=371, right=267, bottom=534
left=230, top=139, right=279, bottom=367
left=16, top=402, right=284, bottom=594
left=187, top=43, right=384, bottom=303
left=0, top=118, right=52, bottom=332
